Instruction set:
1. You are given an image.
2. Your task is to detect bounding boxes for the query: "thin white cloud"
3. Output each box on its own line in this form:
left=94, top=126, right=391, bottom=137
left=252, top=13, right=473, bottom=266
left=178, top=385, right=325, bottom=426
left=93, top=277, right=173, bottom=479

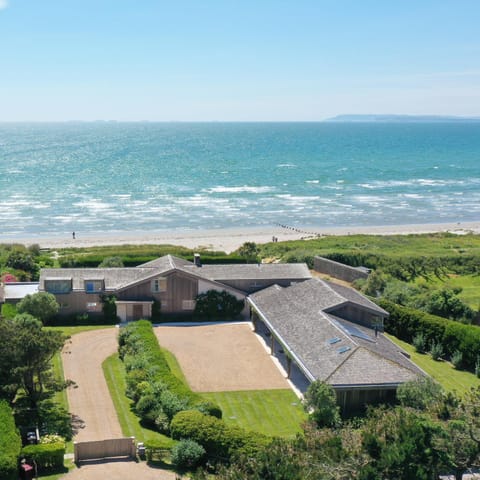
left=0, top=0, right=8, bottom=9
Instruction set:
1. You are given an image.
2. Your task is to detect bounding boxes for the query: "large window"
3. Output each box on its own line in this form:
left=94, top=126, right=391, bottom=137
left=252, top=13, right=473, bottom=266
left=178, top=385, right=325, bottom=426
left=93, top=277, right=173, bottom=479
left=84, top=280, right=104, bottom=293
left=151, top=277, right=167, bottom=293
left=44, top=279, right=72, bottom=294
left=182, top=299, right=196, bottom=310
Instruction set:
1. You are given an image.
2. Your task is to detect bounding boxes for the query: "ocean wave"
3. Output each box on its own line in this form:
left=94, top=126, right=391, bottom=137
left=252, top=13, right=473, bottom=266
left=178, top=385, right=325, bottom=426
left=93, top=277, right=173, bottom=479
left=204, top=186, right=275, bottom=194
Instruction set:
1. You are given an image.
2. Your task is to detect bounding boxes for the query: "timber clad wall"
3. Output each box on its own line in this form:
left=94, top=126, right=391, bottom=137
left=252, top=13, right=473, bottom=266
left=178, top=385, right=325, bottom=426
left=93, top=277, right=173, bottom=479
left=314, top=256, right=370, bottom=283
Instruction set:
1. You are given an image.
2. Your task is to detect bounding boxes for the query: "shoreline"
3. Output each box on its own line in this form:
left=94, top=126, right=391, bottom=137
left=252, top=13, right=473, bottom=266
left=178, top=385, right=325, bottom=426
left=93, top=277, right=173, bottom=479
left=1, top=221, right=479, bottom=253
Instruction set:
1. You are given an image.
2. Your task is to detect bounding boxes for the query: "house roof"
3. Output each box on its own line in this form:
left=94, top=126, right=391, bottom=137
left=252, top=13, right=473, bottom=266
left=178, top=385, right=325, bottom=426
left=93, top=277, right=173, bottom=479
left=39, top=255, right=309, bottom=295
left=248, top=278, right=422, bottom=388
left=179, top=262, right=312, bottom=282
left=3, top=282, right=39, bottom=300
left=138, top=255, right=312, bottom=283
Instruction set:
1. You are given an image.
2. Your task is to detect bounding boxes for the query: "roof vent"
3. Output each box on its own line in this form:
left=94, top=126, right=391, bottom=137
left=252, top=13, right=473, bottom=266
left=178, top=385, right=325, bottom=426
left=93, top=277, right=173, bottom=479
left=194, top=253, right=202, bottom=267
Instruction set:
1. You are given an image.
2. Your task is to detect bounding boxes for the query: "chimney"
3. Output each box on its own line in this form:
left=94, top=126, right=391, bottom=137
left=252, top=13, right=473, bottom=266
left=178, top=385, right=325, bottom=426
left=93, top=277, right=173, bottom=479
left=194, top=253, right=202, bottom=267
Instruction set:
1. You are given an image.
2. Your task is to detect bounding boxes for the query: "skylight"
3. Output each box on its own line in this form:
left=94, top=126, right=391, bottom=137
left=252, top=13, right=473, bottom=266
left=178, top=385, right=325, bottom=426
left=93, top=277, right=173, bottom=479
left=328, top=337, right=341, bottom=345
left=337, top=346, right=351, bottom=354
left=332, top=319, right=374, bottom=343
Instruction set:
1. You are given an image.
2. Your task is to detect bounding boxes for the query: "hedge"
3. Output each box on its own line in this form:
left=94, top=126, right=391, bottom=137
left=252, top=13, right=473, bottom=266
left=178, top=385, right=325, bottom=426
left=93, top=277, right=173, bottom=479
left=379, top=299, right=480, bottom=371
left=0, top=401, right=22, bottom=480
left=59, top=254, right=247, bottom=268
left=170, top=410, right=270, bottom=461
left=21, top=443, right=65, bottom=472
left=118, top=321, right=221, bottom=431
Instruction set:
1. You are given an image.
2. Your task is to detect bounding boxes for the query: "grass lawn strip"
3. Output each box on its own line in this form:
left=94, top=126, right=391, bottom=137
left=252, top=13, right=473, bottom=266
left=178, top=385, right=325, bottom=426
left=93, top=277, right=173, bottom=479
left=102, top=353, right=174, bottom=447
left=387, top=334, right=480, bottom=396
left=202, top=390, right=306, bottom=437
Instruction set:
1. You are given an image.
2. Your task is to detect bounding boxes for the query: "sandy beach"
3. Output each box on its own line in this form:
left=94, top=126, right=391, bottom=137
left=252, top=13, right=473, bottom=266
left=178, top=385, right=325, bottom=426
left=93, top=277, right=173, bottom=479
left=2, top=221, right=479, bottom=253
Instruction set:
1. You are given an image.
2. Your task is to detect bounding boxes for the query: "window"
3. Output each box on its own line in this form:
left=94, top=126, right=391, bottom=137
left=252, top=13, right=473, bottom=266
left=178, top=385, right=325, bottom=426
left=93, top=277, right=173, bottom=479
left=182, top=300, right=196, bottom=310
left=151, top=277, right=167, bottom=293
left=86, top=302, right=99, bottom=311
left=45, top=279, right=72, bottom=294
left=84, top=280, right=104, bottom=293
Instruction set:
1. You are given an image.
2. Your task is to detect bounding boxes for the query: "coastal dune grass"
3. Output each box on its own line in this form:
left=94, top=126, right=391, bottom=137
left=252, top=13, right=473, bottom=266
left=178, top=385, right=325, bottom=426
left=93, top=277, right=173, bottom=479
left=201, top=390, right=306, bottom=437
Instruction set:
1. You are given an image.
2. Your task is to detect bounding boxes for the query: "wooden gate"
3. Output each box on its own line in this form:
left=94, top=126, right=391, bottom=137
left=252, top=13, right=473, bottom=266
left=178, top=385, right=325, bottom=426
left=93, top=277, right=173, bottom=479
left=74, top=437, right=136, bottom=463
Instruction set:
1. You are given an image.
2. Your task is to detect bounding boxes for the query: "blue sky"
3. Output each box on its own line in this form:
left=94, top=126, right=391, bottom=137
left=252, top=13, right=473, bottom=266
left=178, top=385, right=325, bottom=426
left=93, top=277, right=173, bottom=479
left=0, top=0, right=479, bottom=121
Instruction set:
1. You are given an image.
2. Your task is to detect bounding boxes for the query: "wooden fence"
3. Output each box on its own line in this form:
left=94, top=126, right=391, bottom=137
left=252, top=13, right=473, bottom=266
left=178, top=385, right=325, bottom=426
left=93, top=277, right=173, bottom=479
left=74, top=437, right=136, bottom=463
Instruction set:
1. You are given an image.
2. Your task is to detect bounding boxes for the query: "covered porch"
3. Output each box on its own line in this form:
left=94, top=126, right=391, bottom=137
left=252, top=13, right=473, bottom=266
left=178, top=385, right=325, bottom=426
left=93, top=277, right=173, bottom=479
left=116, top=300, right=153, bottom=323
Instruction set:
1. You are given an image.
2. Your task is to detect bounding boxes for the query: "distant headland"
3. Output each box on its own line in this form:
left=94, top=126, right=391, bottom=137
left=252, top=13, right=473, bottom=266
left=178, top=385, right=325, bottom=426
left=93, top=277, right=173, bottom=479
left=324, top=114, right=480, bottom=123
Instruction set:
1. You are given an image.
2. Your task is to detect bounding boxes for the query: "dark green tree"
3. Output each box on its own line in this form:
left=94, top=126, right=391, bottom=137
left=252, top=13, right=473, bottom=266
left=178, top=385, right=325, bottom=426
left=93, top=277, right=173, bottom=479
left=397, top=377, right=444, bottom=411
left=304, top=380, right=341, bottom=428
left=16, top=292, right=59, bottom=325
left=360, top=407, right=446, bottom=480
left=194, top=290, right=244, bottom=320
left=238, top=242, right=259, bottom=263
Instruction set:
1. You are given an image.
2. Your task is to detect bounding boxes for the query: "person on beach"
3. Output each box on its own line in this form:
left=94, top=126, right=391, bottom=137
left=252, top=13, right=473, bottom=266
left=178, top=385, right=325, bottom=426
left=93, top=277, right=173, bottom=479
left=72, top=231, right=76, bottom=240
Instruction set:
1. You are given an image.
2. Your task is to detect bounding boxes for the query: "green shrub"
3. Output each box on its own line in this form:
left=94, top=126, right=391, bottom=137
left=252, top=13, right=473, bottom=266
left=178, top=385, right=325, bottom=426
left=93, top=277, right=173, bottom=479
left=378, top=299, right=480, bottom=372
left=0, top=401, right=21, bottom=480
left=170, top=410, right=269, bottom=461
left=451, top=350, right=463, bottom=369
left=21, top=443, right=65, bottom=472
left=195, top=401, right=223, bottom=419
left=430, top=341, right=444, bottom=361
left=412, top=332, right=427, bottom=354
left=194, top=290, right=244, bottom=320
left=396, top=377, right=444, bottom=410
left=171, top=439, right=206, bottom=469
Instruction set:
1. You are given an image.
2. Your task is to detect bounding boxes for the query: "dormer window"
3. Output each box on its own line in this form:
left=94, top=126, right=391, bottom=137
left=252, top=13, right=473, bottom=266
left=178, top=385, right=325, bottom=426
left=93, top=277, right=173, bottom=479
left=84, top=280, right=104, bottom=293
left=151, top=277, right=167, bottom=293
left=45, top=278, right=72, bottom=294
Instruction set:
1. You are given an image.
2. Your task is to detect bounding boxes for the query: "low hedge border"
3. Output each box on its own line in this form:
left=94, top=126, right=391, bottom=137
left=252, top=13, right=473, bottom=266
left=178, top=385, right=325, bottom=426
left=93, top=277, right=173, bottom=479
left=20, top=443, right=65, bottom=472
left=0, top=401, right=22, bottom=480
left=379, top=298, right=480, bottom=371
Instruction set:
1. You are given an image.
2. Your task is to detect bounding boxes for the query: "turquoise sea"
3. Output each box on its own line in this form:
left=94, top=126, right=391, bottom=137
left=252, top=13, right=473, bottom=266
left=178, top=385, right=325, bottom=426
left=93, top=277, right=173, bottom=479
left=0, top=122, right=479, bottom=239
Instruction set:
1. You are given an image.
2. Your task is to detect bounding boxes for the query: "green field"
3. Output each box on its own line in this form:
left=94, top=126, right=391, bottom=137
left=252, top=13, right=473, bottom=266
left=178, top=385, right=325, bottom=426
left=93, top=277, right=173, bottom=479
left=102, top=353, right=174, bottom=448
left=417, top=274, right=480, bottom=309
left=202, top=390, right=306, bottom=437
left=387, top=334, right=480, bottom=396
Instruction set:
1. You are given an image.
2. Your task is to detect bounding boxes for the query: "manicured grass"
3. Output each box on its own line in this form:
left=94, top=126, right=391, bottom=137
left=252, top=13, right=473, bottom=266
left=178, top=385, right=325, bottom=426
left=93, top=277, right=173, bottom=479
left=162, top=346, right=189, bottom=385
left=47, top=324, right=116, bottom=337
left=387, top=334, right=480, bottom=396
left=102, top=353, right=174, bottom=448
left=202, top=390, right=306, bottom=438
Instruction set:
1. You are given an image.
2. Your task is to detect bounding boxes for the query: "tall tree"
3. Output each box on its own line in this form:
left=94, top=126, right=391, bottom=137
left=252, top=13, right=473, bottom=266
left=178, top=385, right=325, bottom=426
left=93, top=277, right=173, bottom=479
left=16, top=292, right=59, bottom=325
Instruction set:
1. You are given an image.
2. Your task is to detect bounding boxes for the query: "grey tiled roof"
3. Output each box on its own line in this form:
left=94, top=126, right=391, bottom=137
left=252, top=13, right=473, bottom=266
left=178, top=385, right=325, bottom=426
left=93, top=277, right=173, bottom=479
left=325, top=280, right=389, bottom=316
left=179, top=263, right=312, bottom=282
left=40, top=267, right=158, bottom=291
left=248, top=278, right=422, bottom=387
left=138, top=255, right=193, bottom=269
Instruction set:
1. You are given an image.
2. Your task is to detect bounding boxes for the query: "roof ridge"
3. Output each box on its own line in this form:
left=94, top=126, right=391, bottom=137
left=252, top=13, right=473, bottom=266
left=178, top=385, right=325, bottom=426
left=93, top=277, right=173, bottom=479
left=324, top=344, right=359, bottom=382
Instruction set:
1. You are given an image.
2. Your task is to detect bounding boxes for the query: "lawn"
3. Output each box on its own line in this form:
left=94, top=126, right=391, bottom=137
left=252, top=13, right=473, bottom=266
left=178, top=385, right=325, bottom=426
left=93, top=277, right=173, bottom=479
left=416, top=273, right=480, bottom=309
left=387, top=334, right=480, bottom=396
left=47, top=324, right=116, bottom=337
left=102, top=353, right=174, bottom=448
left=202, top=390, right=306, bottom=437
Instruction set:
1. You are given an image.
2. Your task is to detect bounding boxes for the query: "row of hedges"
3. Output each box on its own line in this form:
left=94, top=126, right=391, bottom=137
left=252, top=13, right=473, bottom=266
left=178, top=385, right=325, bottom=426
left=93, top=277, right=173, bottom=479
left=171, top=410, right=270, bottom=462
left=59, top=254, right=247, bottom=268
left=118, top=320, right=221, bottom=433
left=0, top=401, right=22, bottom=480
left=21, top=443, right=65, bottom=473
left=379, top=299, right=480, bottom=370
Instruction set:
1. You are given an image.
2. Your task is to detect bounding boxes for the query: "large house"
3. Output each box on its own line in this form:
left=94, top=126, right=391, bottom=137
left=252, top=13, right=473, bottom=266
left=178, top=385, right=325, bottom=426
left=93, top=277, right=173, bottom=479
left=248, top=278, right=423, bottom=410
left=39, top=254, right=422, bottom=411
left=38, top=254, right=312, bottom=322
